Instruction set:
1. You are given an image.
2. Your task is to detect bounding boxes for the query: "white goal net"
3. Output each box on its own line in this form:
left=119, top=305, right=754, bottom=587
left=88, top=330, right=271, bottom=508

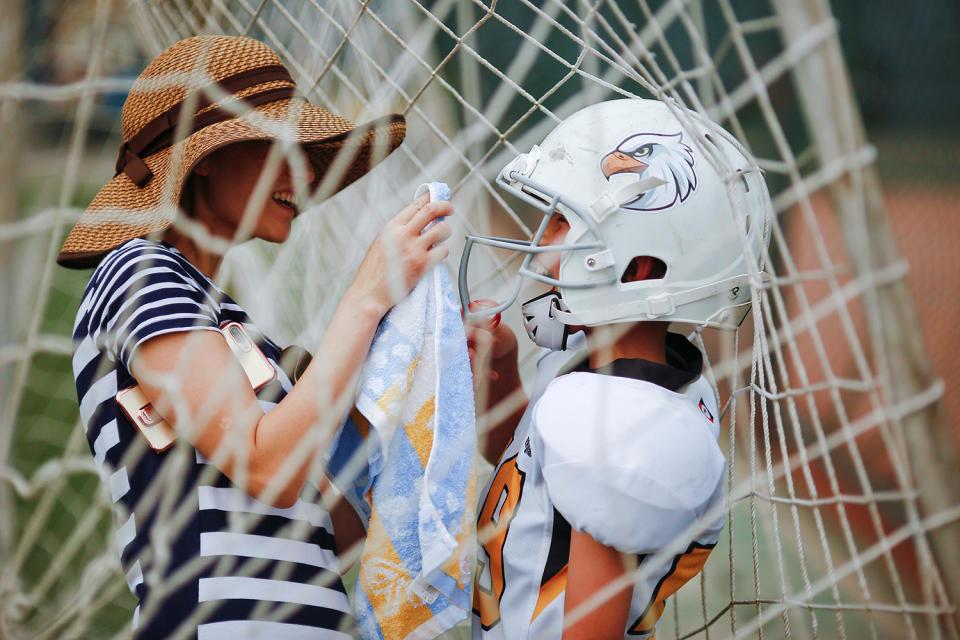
left=1, top=0, right=958, bottom=639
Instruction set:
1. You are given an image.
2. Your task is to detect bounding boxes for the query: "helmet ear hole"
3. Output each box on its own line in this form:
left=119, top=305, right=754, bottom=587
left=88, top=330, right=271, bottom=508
left=621, top=256, right=666, bottom=283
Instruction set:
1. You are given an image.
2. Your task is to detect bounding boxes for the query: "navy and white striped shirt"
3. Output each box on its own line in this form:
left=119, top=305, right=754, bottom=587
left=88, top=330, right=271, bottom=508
left=71, top=238, right=353, bottom=639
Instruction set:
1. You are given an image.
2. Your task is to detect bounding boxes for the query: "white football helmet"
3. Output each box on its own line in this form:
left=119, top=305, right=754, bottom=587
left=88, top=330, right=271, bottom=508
left=459, top=98, right=771, bottom=349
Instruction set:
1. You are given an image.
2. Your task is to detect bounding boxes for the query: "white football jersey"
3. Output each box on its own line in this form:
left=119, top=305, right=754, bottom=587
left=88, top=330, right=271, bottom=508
left=473, top=333, right=725, bottom=639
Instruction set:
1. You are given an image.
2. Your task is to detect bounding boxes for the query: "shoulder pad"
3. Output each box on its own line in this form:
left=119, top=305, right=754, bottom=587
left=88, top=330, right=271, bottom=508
left=532, top=373, right=725, bottom=553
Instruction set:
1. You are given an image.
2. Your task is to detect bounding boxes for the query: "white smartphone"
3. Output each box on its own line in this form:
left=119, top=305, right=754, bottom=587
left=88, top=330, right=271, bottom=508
left=115, top=385, right=177, bottom=453
left=219, top=321, right=276, bottom=390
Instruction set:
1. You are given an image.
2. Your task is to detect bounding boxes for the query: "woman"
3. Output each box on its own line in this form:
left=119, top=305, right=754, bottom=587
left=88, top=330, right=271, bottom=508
left=58, top=36, right=451, bottom=639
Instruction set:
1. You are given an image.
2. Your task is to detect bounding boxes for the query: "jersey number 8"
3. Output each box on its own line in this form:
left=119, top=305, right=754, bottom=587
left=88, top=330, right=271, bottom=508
left=473, top=456, right=526, bottom=629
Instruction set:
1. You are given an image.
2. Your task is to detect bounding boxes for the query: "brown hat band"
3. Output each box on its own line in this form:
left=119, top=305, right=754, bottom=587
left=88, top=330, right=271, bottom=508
left=115, top=64, right=297, bottom=187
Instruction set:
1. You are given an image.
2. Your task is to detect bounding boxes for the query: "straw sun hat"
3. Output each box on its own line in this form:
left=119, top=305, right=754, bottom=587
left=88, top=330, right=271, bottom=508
left=57, top=35, right=406, bottom=269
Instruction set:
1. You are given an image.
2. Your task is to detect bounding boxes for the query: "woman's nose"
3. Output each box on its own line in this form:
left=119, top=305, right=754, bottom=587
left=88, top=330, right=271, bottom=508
left=303, top=157, right=317, bottom=186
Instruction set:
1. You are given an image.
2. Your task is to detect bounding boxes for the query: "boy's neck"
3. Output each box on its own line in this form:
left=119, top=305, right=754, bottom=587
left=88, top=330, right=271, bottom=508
left=585, top=321, right=669, bottom=369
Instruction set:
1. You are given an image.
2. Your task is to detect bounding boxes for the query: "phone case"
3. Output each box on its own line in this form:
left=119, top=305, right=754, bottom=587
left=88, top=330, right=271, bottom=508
left=220, top=321, right=276, bottom=390
left=115, top=385, right=177, bottom=452
left=115, top=323, right=276, bottom=453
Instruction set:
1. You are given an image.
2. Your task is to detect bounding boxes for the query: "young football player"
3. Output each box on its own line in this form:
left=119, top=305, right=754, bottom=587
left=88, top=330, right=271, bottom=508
left=460, top=98, right=771, bottom=639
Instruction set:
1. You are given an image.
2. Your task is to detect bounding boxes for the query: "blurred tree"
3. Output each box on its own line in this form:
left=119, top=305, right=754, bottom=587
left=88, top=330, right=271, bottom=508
left=830, top=0, right=960, bottom=133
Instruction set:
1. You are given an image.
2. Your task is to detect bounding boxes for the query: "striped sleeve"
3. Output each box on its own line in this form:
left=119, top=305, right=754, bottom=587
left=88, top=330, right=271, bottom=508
left=87, top=243, right=221, bottom=368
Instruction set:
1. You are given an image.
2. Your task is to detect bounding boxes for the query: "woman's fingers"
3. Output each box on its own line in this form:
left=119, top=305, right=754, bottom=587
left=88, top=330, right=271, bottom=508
left=355, top=195, right=454, bottom=313
left=392, top=190, right=449, bottom=229
left=390, top=200, right=453, bottom=269
left=408, top=200, right=453, bottom=233
left=423, top=241, right=451, bottom=271
left=465, top=299, right=501, bottom=331
left=393, top=191, right=431, bottom=225
left=419, top=219, right=451, bottom=247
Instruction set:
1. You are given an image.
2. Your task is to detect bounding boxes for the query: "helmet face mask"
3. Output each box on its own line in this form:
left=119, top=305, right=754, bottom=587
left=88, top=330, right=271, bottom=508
left=459, top=98, right=772, bottom=341
left=458, top=167, right=617, bottom=319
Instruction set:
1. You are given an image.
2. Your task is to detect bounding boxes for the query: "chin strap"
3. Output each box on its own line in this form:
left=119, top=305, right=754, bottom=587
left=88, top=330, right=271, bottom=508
left=521, top=291, right=570, bottom=351
left=553, top=273, right=765, bottom=326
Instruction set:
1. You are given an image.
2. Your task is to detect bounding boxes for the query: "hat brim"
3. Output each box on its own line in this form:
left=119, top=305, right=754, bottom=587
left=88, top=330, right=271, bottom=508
left=57, top=98, right=405, bottom=269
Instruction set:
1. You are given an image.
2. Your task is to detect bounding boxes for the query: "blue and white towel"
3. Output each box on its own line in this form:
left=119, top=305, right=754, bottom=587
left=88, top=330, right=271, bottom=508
left=325, top=183, right=477, bottom=639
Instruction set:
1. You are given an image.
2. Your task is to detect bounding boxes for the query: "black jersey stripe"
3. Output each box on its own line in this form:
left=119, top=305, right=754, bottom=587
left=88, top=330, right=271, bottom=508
left=540, top=508, right=571, bottom=587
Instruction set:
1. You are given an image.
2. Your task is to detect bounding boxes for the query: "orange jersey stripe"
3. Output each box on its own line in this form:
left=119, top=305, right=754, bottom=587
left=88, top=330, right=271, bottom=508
left=531, top=565, right=568, bottom=622
left=629, top=544, right=714, bottom=635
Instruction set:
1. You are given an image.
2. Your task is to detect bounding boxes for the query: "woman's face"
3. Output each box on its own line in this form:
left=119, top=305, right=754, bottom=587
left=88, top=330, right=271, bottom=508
left=191, top=141, right=316, bottom=243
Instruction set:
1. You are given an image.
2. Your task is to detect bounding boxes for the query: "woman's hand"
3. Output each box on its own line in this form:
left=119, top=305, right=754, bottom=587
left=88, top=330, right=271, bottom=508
left=350, top=193, right=453, bottom=316
left=464, top=301, right=526, bottom=464
left=464, top=301, right=518, bottom=386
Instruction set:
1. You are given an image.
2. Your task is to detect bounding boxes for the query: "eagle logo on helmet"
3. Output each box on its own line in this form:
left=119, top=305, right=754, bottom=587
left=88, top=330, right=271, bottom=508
left=599, top=132, right=697, bottom=211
